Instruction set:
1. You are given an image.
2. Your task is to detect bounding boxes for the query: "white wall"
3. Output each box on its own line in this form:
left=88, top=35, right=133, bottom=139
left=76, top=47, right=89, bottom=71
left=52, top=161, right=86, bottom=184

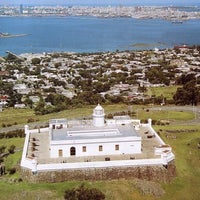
left=142, top=124, right=165, bottom=145
left=20, top=125, right=175, bottom=173
left=50, top=140, right=141, bottom=158
left=22, top=155, right=175, bottom=172
left=37, top=158, right=164, bottom=171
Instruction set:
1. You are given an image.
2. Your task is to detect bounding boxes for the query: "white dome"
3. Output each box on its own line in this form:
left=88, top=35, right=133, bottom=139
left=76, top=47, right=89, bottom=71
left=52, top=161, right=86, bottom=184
left=94, top=104, right=103, bottom=111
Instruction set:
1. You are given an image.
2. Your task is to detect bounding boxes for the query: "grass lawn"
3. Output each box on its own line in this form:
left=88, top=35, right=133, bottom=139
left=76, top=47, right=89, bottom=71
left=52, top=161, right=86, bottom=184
left=146, top=86, right=179, bottom=100
left=136, top=109, right=195, bottom=121
left=0, top=104, right=195, bottom=129
left=0, top=104, right=129, bottom=128
left=0, top=108, right=34, bottom=127
left=0, top=105, right=200, bottom=199
left=154, top=125, right=200, bottom=200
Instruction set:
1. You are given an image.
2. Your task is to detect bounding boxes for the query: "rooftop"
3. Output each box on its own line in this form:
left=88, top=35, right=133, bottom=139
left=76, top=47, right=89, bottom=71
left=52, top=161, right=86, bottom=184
left=51, top=124, right=139, bottom=141
left=27, top=126, right=161, bottom=164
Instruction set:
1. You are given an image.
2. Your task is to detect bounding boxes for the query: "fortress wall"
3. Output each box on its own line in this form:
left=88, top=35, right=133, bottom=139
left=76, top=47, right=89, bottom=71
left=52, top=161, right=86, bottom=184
left=20, top=161, right=176, bottom=183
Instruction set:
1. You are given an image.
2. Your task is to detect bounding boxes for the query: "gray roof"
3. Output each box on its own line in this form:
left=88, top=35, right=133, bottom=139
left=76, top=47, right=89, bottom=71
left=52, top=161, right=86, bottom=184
left=51, top=124, right=139, bottom=141
left=49, top=119, right=67, bottom=124
left=113, top=115, right=131, bottom=120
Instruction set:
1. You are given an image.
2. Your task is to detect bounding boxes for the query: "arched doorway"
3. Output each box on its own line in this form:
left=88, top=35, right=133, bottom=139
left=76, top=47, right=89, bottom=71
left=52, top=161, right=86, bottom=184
left=70, top=147, right=76, bottom=156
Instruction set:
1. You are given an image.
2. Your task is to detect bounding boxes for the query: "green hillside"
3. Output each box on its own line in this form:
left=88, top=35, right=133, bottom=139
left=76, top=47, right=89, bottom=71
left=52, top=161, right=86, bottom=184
left=0, top=104, right=199, bottom=199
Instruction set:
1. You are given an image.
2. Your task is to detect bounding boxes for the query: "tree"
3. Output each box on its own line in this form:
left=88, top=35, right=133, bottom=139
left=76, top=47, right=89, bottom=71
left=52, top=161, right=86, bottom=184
left=31, top=57, right=41, bottom=65
left=0, top=80, right=13, bottom=95
left=173, top=80, right=200, bottom=105
left=32, top=65, right=41, bottom=75
left=8, top=92, right=22, bottom=107
left=23, top=97, right=34, bottom=108
left=74, top=91, right=104, bottom=105
left=175, top=73, right=196, bottom=85
left=93, top=82, right=110, bottom=93
left=45, top=93, right=71, bottom=107
left=105, top=94, right=124, bottom=103
left=34, top=97, right=45, bottom=115
left=8, top=145, right=16, bottom=154
left=145, top=66, right=170, bottom=86
left=64, top=184, right=105, bottom=200
left=54, top=62, right=62, bottom=68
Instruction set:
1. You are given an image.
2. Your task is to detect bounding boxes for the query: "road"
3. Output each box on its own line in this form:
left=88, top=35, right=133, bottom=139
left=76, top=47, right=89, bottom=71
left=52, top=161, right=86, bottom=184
left=143, top=105, right=200, bottom=125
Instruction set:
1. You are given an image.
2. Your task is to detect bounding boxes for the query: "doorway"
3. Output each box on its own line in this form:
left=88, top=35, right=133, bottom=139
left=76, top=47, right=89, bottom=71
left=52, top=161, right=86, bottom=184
left=70, top=147, right=76, bottom=156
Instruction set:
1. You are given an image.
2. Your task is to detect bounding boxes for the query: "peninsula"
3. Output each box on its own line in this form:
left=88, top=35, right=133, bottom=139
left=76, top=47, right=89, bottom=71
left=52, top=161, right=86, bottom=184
left=0, top=32, right=27, bottom=38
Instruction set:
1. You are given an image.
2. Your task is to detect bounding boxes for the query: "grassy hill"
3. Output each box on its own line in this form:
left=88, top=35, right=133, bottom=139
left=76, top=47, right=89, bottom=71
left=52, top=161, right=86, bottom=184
left=0, top=104, right=199, bottom=199
left=146, top=86, right=178, bottom=100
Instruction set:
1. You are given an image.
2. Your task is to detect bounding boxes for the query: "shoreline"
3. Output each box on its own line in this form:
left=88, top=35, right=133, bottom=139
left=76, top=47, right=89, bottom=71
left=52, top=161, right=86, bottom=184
left=0, top=6, right=200, bottom=21
left=2, top=44, right=200, bottom=58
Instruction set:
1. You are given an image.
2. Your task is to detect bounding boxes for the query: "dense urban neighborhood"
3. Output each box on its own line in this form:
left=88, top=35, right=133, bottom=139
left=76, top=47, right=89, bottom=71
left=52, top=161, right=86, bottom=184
left=1, top=5, right=200, bottom=21
left=0, top=46, right=200, bottom=114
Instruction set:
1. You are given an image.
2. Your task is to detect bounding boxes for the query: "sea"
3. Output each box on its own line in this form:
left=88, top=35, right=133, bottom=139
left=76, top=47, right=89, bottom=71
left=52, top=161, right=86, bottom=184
left=0, top=14, right=200, bottom=56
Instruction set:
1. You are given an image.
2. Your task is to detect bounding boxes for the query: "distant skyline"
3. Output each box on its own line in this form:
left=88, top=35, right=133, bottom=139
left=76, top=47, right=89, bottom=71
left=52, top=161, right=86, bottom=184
left=0, top=0, right=200, bottom=6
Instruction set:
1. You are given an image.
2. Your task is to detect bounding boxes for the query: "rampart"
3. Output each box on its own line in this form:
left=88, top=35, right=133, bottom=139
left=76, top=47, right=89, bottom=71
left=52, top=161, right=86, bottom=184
left=20, top=161, right=176, bottom=183
left=20, top=119, right=176, bottom=183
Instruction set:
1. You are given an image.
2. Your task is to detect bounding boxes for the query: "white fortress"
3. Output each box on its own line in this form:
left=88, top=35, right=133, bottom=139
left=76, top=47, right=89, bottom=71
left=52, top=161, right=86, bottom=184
left=20, top=104, right=175, bottom=175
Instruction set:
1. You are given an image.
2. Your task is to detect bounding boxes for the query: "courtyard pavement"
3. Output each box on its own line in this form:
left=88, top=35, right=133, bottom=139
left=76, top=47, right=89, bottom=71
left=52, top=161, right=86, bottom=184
left=26, top=126, right=161, bottom=164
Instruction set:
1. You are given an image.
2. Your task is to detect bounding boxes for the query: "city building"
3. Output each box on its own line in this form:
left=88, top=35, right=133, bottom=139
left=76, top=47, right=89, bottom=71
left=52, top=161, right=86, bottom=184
left=19, top=4, right=23, bottom=14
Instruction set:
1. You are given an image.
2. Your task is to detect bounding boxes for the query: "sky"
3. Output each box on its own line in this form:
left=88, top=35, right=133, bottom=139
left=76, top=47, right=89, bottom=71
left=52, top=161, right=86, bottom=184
left=0, top=0, right=200, bottom=6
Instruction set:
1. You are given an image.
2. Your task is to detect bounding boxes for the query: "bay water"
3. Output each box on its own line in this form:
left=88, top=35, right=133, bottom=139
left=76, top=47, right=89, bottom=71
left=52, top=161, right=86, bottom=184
left=0, top=16, right=200, bottom=56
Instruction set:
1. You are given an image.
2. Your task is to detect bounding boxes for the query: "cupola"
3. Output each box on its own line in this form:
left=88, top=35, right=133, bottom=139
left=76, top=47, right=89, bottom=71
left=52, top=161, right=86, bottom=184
left=93, top=104, right=105, bottom=127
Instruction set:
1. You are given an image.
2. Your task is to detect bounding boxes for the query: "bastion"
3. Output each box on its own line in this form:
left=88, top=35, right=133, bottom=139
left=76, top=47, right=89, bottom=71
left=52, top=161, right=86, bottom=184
left=20, top=104, right=176, bottom=183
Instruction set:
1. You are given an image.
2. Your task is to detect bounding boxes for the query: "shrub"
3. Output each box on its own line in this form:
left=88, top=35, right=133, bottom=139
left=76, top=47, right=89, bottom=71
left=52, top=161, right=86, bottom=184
left=0, top=132, right=5, bottom=139
left=141, top=119, right=148, bottom=124
left=0, top=145, right=6, bottom=154
left=106, top=113, right=113, bottom=119
left=0, top=156, right=4, bottom=163
left=8, top=145, right=16, bottom=154
left=156, top=121, right=161, bottom=125
left=18, top=178, right=23, bottom=182
left=2, top=123, right=6, bottom=128
left=4, top=129, right=25, bottom=139
left=27, top=118, right=35, bottom=123
left=5, top=132, right=14, bottom=138
left=8, top=167, right=16, bottom=175
left=64, top=184, right=105, bottom=200
left=152, top=119, right=157, bottom=125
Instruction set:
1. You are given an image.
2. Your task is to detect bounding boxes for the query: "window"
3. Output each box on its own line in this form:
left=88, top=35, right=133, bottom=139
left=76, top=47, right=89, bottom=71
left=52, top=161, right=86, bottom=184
left=99, top=145, right=103, bottom=151
left=115, top=145, right=119, bottom=151
left=96, top=110, right=102, bottom=115
left=82, top=146, right=86, bottom=152
left=70, top=147, right=76, bottom=156
left=58, top=149, right=63, bottom=157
